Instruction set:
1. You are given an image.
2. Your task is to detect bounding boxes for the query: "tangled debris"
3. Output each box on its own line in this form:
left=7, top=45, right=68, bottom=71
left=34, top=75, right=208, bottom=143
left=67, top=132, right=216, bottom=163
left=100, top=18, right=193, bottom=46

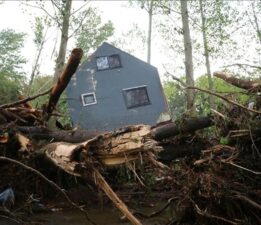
left=0, top=48, right=260, bottom=225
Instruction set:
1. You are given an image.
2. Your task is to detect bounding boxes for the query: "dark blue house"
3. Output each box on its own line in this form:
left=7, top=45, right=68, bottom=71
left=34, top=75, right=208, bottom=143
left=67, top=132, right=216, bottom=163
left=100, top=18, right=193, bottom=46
left=66, top=42, right=170, bottom=132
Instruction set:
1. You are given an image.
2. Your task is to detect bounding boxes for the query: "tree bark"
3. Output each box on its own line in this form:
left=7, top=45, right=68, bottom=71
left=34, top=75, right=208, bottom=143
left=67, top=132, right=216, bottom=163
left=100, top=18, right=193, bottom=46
left=214, top=71, right=261, bottom=92
left=53, top=0, right=72, bottom=81
left=151, top=116, right=214, bottom=141
left=199, top=0, right=214, bottom=109
left=147, top=0, right=153, bottom=64
left=251, top=2, right=261, bottom=46
left=180, top=0, right=195, bottom=113
left=46, top=48, right=83, bottom=116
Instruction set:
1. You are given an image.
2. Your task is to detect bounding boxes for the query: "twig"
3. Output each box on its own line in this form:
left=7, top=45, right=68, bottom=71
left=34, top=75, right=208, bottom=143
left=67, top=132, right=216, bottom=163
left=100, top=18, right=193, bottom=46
left=0, top=89, right=51, bottom=109
left=222, top=63, right=261, bottom=70
left=192, top=200, right=238, bottom=225
left=248, top=124, right=261, bottom=159
left=210, top=108, right=226, bottom=119
left=187, top=86, right=261, bottom=115
left=225, top=161, right=261, bottom=175
left=134, top=197, right=177, bottom=218
left=233, top=194, right=261, bottom=211
left=0, top=156, right=97, bottom=225
left=169, top=72, right=261, bottom=114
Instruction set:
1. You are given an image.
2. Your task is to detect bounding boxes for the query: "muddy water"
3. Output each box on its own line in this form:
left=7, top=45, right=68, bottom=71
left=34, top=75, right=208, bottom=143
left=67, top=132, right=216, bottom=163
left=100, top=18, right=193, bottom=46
left=0, top=206, right=170, bottom=225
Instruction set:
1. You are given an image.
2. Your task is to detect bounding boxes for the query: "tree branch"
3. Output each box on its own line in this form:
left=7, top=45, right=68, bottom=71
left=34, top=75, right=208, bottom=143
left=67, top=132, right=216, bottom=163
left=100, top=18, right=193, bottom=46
left=222, top=63, right=261, bottom=70
left=0, top=89, right=51, bottom=109
left=0, top=156, right=97, bottom=225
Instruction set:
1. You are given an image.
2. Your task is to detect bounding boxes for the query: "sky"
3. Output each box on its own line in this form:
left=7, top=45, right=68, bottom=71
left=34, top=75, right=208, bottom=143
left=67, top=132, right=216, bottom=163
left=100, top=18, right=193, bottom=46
left=0, top=1, right=155, bottom=78
left=0, top=1, right=260, bottom=84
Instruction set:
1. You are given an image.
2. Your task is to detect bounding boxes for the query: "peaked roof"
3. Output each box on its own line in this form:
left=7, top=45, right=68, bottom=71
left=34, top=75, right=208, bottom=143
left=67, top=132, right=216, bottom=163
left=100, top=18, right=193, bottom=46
left=90, top=42, right=157, bottom=70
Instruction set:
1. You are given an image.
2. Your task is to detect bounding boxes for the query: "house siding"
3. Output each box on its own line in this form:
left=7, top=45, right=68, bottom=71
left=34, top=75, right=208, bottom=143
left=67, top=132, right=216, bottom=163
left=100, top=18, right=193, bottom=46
left=66, top=43, right=169, bottom=132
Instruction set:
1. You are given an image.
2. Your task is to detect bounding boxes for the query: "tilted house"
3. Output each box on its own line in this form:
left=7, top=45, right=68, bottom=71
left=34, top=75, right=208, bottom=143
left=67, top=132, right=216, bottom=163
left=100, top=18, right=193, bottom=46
left=66, top=42, right=170, bottom=132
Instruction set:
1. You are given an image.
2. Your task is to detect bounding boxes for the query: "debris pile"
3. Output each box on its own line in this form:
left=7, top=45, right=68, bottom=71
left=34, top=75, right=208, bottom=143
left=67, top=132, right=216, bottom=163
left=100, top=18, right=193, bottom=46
left=0, top=48, right=260, bottom=225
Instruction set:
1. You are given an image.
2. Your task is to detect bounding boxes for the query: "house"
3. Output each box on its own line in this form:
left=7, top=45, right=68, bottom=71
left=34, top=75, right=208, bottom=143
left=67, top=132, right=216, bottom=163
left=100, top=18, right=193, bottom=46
left=66, top=42, right=170, bottom=132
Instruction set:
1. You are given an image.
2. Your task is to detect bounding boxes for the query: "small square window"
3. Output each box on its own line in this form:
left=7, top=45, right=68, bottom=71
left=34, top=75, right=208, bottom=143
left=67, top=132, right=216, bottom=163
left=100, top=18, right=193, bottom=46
left=96, top=56, right=109, bottom=70
left=96, top=54, right=121, bottom=71
left=123, top=86, right=150, bottom=109
left=81, top=92, right=97, bottom=106
left=108, top=54, right=121, bottom=68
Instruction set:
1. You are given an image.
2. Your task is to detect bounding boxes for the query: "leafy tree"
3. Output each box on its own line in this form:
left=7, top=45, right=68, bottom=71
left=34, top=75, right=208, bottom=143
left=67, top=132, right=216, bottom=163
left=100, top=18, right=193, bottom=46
left=0, top=29, right=26, bottom=104
left=74, top=7, right=114, bottom=61
left=23, top=1, right=114, bottom=80
left=111, top=23, right=146, bottom=57
left=129, top=0, right=169, bottom=64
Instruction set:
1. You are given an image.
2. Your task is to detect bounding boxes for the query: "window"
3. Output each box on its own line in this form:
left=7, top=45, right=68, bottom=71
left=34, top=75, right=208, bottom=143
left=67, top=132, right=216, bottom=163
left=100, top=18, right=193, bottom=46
left=81, top=92, right=97, bottom=106
left=96, top=54, right=121, bottom=71
left=123, top=86, right=150, bottom=109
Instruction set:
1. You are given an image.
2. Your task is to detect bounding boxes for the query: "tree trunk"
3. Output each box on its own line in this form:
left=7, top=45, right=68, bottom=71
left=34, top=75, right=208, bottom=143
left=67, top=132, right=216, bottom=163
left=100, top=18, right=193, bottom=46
left=28, top=29, right=49, bottom=94
left=199, top=0, right=214, bottom=109
left=147, top=0, right=153, bottom=64
left=53, top=0, right=72, bottom=81
left=251, top=2, right=261, bottom=46
left=180, top=0, right=195, bottom=113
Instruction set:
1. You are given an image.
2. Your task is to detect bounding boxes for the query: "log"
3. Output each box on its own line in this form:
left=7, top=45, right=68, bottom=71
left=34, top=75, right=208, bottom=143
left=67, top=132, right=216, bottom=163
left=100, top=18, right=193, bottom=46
left=16, top=126, right=100, bottom=143
left=214, top=71, right=261, bottom=92
left=151, top=116, right=214, bottom=141
left=15, top=117, right=215, bottom=143
left=46, top=48, right=83, bottom=115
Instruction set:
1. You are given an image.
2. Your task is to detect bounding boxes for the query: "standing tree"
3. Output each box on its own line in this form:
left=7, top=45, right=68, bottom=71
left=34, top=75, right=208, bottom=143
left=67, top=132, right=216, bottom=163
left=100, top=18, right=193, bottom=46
left=129, top=0, right=168, bottom=64
left=199, top=0, right=213, bottom=108
left=0, top=29, right=26, bottom=103
left=180, top=0, right=195, bottom=113
left=74, top=7, right=114, bottom=61
left=23, top=1, right=114, bottom=80
left=28, top=16, right=50, bottom=90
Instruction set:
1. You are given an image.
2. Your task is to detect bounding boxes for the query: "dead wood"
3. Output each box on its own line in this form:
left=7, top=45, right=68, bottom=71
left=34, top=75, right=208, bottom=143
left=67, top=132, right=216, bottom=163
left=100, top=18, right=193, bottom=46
left=42, top=125, right=165, bottom=225
left=214, top=71, right=261, bottom=92
left=92, top=168, right=142, bottom=225
left=16, top=125, right=100, bottom=143
left=151, top=117, right=214, bottom=141
left=45, top=48, right=83, bottom=115
left=0, top=156, right=97, bottom=225
left=0, top=89, right=51, bottom=109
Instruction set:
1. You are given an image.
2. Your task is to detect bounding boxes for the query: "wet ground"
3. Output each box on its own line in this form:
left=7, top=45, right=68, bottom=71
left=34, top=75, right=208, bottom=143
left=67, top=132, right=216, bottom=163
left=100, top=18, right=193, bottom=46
left=0, top=204, right=171, bottom=225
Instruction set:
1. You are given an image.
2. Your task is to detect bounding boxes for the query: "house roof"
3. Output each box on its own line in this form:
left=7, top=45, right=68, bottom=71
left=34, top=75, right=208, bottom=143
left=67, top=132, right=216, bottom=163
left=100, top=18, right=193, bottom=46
left=83, top=42, right=157, bottom=70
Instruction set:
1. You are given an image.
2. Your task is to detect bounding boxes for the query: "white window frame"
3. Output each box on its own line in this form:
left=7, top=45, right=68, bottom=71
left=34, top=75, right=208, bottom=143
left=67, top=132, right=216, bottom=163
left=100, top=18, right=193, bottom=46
left=81, top=92, right=97, bottom=106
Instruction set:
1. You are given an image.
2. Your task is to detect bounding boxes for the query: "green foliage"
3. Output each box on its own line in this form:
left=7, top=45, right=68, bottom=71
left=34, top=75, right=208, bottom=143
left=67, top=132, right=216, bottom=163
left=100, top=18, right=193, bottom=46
left=74, top=7, right=114, bottom=59
left=163, top=79, right=186, bottom=120
left=0, top=29, right=26, bottom=75
left=0, top=29, right=26, bottom=104
left=195, top=75, right=250, bottom=114
left=29, top=75, right=72, bottom=126
left=29, top=75, right=53, bottom=108
left=163, top=74, right=251, bottom=118
left=33, top=17, right=45, bottom=46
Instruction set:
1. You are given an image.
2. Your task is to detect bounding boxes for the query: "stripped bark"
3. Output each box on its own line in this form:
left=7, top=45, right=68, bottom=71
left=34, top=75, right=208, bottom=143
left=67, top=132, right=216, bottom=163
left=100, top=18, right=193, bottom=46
left=46, top=48, right=83, bottom=115
left=214, top=71, right=261, bottom=92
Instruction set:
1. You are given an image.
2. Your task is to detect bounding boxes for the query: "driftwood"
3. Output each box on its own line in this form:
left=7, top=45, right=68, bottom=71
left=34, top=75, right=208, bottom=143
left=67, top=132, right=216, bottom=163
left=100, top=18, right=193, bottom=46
left=45, top=48, right=83, bottom=115
left=214, top=71, right=261, bottom=92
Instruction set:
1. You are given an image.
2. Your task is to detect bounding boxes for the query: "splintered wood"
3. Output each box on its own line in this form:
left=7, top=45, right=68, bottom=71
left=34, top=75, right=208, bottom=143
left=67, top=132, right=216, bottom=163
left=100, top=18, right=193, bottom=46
left=44, top=125, right=163, bottom=174
left=44, top=125, right=164, bottom=225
